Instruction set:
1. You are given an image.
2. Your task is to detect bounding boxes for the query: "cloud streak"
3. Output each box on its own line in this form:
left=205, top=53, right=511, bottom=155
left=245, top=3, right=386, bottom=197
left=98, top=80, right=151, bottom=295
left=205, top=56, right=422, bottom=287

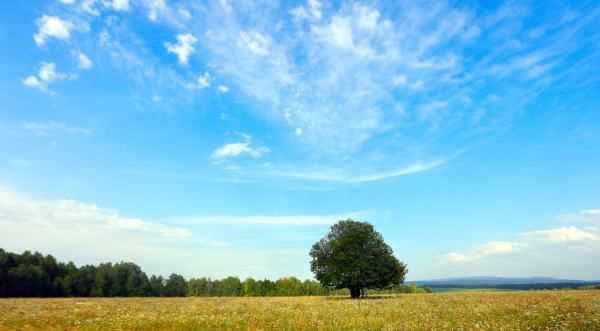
left=23, top=121, right=92, bottom=136
left=175, top=211, right=366, bottom=226
left=270, top=159, right=448, bottom=184
left=524, top=226, right=598, bottom=243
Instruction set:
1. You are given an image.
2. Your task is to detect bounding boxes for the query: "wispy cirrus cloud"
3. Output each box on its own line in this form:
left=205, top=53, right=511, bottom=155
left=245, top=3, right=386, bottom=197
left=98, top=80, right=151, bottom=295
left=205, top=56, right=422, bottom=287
left=524, top=226, right=598, bottom=243
left=191, top=0, right=600, bottom=164
left=72, top=51, right=93, bottom=70
left=557, top=208, right=600, bottom=224
left=23, top=121, right=92, bottom=136
left=269, top=159, right=448, bottom=184
left=25, top=0, right=600, bottom=182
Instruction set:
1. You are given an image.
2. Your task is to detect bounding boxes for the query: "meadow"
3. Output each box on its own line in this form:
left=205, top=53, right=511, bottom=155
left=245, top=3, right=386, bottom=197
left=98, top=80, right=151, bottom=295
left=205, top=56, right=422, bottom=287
left=1, top=290, right=600, bottom=331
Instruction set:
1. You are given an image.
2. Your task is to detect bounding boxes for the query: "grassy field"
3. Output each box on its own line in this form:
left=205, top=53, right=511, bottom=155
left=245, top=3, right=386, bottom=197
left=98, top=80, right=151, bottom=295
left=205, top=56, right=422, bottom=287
left=1, top=291, right=599, bottom=331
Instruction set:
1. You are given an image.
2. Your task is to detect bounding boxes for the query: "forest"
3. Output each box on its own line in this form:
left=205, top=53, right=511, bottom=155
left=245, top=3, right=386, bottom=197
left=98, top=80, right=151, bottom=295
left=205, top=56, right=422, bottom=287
left=0, top=248, right=330, bottom=297
left=0, top=248, right=429, bottom=297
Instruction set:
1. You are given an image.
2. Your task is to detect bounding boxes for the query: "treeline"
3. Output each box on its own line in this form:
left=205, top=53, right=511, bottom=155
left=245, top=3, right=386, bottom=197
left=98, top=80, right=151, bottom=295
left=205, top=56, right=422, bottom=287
left=0, top=249, right=330, bottom=297
left=0, top=248, right=429, bottom=297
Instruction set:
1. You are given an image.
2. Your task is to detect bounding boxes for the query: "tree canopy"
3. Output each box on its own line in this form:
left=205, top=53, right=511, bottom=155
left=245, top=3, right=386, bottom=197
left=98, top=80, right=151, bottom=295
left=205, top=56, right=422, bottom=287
left=0, top=248, right=329, bottom=297
left=310, top=219, right=408, bottom=298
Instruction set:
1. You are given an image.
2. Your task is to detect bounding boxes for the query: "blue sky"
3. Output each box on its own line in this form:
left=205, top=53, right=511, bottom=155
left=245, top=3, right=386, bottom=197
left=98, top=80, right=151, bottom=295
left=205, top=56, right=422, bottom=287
left=1, top=0, right=600, bottom=280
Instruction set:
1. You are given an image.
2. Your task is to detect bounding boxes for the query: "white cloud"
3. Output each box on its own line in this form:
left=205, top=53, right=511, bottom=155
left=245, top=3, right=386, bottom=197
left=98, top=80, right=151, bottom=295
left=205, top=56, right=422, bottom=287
left=581, top=209, right=600, bottom=221
left=488, top=51, right=558, bottom=80
left=80, top=0, right=101, bottom=15
left=392, top=74, right=407, bottom=86
left=556, top=209, right=600, bottom=225
left=73, top=51, right=93, bottom=70
left=445, top=241, right=525, bottom=264
left=307, top=0, right=323, bottom=20
left=198, top=0, right=574, bottom=160
left=146, top=0, right=166, bottom=21
left=211, top=138, right=270, bottom=161
left=0, top=185, right=191, bottom=240
left=525, top=226, right=598, bottom=242
left=178, top=8, right=192, bottom=20
left=59, top=0, right=76, bottom=4
left=34, top=15, right=75, bottom=46
left=269, top=158, right=451, bottom=184
left=73, top=0, right=130, bottom=13
left=348, top=160, right=447, bottom=183
left=219, top=0, right=232, bottom=14
left=39, top=62, right=67, bottom=81
left=582, top=209, right=600, bottom=215
left=0, top=185, right=233, bottom=278
left=313, top=16, right=355, bottom=51
left=419, top=100, right=448, bottom=121
left=290, top=0, right=323, bottom=21
left=23, top=121, right=91, bottom=136
left=238, top=31, right=271, bottom=56
left=202, top=2, right=396, bottom=153
left=22, top=76, right=43, bottom=89
left=35, top=0, right=599, bottom=182
left=197, top=72, right=211, bottom=89
left=441, top=209, right=600, bottom=273
left=355, top=3, right=380, bottom=31
left=290, top=6, right=309, bottom=21
left=217, top=85, right=229, bottom=93
left=23, top=62, right=74, bottom=93
left=109, top=0, right=129, bottom=11
left=165, top=33, right=197, bottom=66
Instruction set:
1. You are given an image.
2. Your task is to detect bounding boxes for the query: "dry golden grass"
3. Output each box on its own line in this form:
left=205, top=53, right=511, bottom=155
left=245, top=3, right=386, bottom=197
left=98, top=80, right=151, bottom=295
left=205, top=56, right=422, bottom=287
left=1, top=290, right=599, bottom=330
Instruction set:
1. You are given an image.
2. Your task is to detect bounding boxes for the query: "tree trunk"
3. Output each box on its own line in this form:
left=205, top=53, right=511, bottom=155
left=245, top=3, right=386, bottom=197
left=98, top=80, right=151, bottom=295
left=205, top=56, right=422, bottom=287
left=350, top=286, right=361, bottom=299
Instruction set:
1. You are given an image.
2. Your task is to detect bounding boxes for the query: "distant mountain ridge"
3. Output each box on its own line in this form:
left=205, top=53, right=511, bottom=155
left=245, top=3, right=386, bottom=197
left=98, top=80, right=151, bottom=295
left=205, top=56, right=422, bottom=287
left=412, top=276, right=599, bottom=289
left=415, top=276, right=589, bottom=286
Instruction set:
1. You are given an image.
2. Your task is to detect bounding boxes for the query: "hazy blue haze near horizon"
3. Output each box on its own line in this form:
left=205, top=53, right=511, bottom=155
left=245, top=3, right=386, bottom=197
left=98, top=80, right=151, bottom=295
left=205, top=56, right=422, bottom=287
left=0, top=0, right=599, bottom=281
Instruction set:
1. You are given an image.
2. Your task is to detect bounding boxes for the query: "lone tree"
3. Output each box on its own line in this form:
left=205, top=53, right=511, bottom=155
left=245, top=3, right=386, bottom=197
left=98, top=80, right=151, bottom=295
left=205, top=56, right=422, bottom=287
left=310, top=219, right=407, bottom=298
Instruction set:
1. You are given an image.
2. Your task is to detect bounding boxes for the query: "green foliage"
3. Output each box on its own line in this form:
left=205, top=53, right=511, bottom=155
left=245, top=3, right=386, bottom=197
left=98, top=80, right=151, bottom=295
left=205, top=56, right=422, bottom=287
left=186, top=276, right=328, bottom=297
left=310, top=219, right=408, bottom=298
left=1, top=245, right=412, bottom=298
left=0, top=248, right=330, bottom=298
left=163, top=274, right=187, bottom=297
left=0, top=249, right=154, bottom=298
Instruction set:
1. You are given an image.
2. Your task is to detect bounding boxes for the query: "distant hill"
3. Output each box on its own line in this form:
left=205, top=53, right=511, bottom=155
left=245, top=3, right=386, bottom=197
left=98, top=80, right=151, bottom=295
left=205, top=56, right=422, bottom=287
left=413, top=277, right=600, bottom=290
